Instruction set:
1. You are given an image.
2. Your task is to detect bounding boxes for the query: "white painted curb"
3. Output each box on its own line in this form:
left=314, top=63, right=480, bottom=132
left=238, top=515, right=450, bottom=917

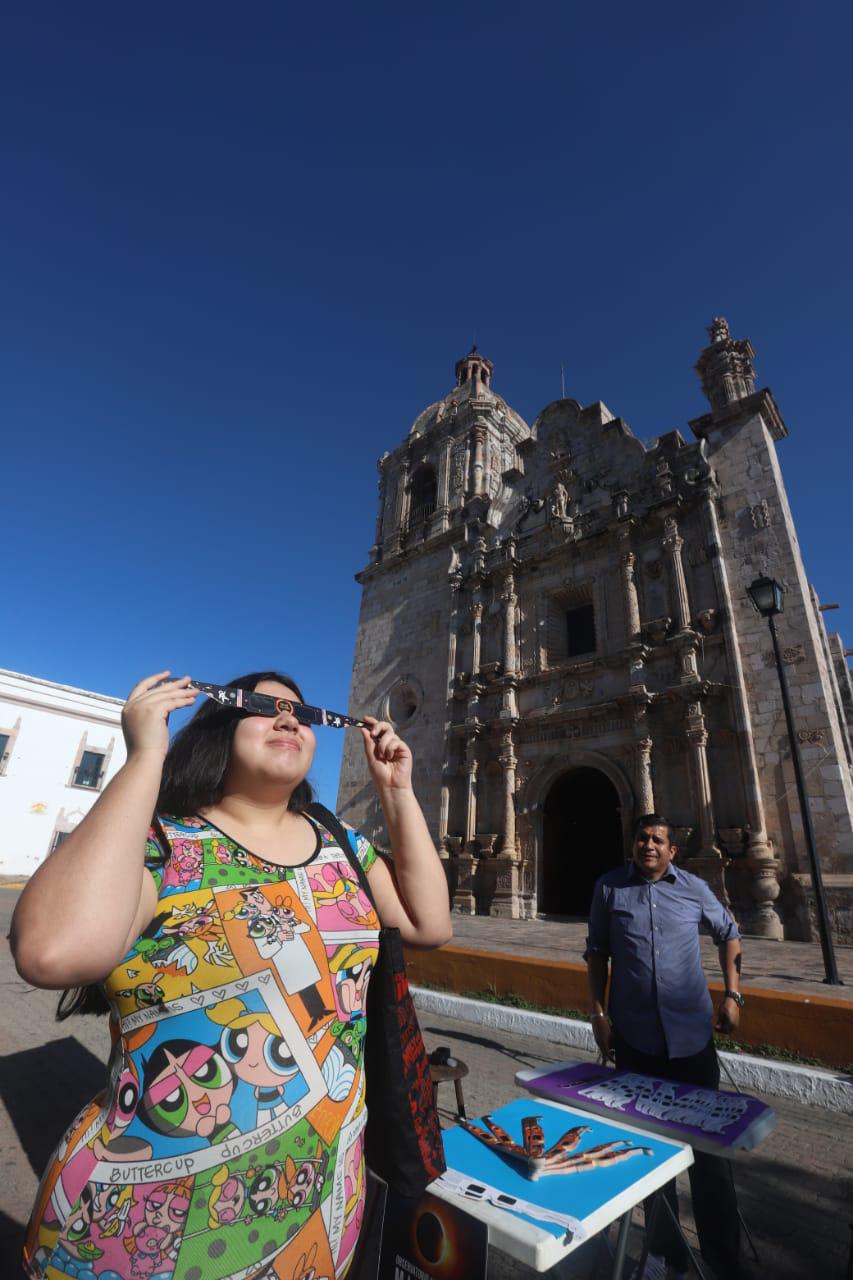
left=411, top=986, right=853, bottom=1115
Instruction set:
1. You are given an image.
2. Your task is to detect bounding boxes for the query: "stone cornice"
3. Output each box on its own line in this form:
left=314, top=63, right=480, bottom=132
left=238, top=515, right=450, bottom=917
left=688, top=387, right=789, bottom=443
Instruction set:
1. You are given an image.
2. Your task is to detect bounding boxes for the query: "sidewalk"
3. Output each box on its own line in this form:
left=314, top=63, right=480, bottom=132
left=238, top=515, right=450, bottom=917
left=447, top=912, right=853, bottom=1003
left=2, top=888, right=851, bottom=1278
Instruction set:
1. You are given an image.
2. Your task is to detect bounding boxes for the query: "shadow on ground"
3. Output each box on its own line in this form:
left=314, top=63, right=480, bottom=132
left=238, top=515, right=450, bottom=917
left=0, top=1037, right=105, bottom=1176
left=422, top=1023, right=562, bottom=1071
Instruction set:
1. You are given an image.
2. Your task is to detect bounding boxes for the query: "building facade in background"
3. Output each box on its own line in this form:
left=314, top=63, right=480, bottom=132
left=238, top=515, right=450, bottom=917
left=338, top=321, right=853, bottom=941
left=0, top=669, right=126, bottom=876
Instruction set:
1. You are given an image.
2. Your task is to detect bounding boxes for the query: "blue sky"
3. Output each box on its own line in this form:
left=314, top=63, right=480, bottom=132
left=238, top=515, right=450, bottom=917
left=4, top=2, right=851, bottom=806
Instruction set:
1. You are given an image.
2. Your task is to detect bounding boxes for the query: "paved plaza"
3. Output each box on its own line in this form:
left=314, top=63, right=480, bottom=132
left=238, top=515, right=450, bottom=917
left=1, top=887, right=851, bottom=1278
left=447, top=911, right=853, bottom=1004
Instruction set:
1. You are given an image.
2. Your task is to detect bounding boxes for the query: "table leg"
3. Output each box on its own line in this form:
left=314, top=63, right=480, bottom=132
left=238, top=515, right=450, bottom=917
left=610, top=1209, right=633, bottom=1280
left=453, top=1077, right=467, bottom=1119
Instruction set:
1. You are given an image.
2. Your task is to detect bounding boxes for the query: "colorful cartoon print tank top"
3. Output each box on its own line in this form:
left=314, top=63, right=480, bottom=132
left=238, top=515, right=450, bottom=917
left=24, top=812, right=380, bottom=1280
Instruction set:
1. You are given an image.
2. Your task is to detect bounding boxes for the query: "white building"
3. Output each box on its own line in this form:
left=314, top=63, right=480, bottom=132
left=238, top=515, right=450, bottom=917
left=0, top=669, right=127, bottom=877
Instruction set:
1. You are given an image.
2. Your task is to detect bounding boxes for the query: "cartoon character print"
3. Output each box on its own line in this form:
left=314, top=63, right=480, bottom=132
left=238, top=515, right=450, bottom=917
left=90, top=1056, right=153, bottom=1163
left=25, top=817, right=381, bottom=1280
left=224, top=888, right=333, bottom=1031
left=49, top=1181, right=135, bottom=1276
left=308, top=862, right=373, bottom=932
left=122, top=1179, right=191, bottom=1279
left=333, top=1128, right=365, bottom=1274
left=289, top=1241, right=330, bottom=1280
left=246, top=1143, right=328, bottom=1222
left=130, top=899, right=232, bottom=979
left=207, top=1165, right=246, bottom=1227
left=138, top=1040, right=236, bottom=1144
left=326, top=943, right=373, bottom=1070
left=160, top=839, right=203, bottom=893
left=206, top=997, right=309, bottom=1126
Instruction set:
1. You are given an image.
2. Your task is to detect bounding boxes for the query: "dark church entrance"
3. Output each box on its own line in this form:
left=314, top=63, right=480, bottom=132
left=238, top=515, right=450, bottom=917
left=540, top=768, right=624, bottom=917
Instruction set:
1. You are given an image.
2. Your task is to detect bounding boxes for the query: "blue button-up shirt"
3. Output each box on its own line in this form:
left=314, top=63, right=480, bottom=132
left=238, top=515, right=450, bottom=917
left=585, top=863, right=740, bottom=1059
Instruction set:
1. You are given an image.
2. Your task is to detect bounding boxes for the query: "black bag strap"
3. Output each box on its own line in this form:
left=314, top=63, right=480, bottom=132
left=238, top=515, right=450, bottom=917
left=305, top=802, right=378, bottom=911
left=148, top=814, right=172, bottom=866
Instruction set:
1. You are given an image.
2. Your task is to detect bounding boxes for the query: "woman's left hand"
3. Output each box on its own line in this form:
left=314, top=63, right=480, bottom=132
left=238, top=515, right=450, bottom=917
left=360, top=717, right=413, bottom=792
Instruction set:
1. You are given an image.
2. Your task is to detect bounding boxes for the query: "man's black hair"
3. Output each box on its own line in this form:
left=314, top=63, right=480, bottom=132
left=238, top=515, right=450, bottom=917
left=633, top=813, right=676, bottom=844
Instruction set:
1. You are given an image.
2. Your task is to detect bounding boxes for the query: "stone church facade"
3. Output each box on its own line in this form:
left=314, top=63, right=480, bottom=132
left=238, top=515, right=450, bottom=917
left=337, top=321, right=853, bottom=941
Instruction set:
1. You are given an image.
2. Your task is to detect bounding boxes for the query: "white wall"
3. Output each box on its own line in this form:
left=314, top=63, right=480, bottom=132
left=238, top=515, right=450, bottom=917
left=0, top=669, right=127, bottom=877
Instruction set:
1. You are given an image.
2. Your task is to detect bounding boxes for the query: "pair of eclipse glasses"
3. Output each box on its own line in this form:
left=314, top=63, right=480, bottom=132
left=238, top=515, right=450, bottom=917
left=189, top=679, right=368, bottom=730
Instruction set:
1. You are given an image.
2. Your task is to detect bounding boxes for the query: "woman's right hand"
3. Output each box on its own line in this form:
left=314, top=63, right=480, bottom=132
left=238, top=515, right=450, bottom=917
left=122, top=672, right=199, bottom=761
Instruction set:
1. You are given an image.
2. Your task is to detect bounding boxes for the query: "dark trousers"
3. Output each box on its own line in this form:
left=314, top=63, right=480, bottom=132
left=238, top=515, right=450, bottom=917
left=613, top=1033, right=741, bottom=1277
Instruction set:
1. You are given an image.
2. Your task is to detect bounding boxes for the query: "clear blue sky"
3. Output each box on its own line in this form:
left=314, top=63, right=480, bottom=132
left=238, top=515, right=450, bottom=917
left=4, top=2, right=852, bottom=806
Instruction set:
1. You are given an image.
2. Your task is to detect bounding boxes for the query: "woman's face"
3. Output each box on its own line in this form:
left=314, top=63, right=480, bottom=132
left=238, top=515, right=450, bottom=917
left=226, top=681, right=316, bottom=794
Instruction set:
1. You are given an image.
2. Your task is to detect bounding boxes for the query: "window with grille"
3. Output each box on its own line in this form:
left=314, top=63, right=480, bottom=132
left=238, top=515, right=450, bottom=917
left=408, top=464, right=437, bottom=527
left=74, top=749, right=105, bottom=789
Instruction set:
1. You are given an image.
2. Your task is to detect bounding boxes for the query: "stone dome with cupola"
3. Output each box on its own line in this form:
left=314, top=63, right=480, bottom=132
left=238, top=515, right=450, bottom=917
left=408, top=347, right=531, bottom=445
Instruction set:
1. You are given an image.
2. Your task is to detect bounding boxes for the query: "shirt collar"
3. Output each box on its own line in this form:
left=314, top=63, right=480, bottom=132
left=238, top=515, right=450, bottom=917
left=628, top=861, right=679, bottom=886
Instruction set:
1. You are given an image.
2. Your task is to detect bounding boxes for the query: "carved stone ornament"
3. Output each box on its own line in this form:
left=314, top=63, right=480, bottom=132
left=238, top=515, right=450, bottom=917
left=763, top=644, right=805, bottom=668
left=797, top=728, right=825, bottom=745
left=749, top=500, right=772, bottom=530
left=643, top=616, right=671, bottom=645
left=695, top=608, right=718, bottom=634
left=645, top=558, right=663, bottom=579
left=718, top=827, right=746, bottom=858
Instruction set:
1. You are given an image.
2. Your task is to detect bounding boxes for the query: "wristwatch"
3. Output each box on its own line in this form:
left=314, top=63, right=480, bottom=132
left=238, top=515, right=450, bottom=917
left=724, top=989, right=745, bottom=1008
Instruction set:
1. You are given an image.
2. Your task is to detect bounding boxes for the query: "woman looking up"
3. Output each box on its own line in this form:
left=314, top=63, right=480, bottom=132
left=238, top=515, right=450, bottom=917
left=11, top=670, right=452, bottom=1280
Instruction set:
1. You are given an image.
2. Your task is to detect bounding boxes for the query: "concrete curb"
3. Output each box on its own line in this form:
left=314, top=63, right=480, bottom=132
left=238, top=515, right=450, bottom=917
left=412, top=986, right=853, bottom=1115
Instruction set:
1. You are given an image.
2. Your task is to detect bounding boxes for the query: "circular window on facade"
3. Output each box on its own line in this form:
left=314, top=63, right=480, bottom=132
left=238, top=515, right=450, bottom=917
left=381, top=676, right=424, bottom=728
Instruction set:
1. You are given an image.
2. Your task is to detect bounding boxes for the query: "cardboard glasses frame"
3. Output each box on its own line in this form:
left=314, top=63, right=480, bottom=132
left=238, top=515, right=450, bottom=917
left=189, top=680, right=368, bottom=730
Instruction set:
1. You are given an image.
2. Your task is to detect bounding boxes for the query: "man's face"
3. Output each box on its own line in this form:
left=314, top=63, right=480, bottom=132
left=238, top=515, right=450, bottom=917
left=632, top=825, right=677, bottom=881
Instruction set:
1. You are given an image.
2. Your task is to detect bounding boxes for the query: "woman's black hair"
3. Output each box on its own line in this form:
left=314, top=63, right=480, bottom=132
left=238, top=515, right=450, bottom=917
left=157, top=671, right=315, bottom=816
left=57, top=671, right=315, bottom=1021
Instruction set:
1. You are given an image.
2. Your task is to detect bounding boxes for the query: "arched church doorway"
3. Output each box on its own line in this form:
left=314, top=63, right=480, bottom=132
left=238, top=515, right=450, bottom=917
left=540, top=768, right=624, bottom=916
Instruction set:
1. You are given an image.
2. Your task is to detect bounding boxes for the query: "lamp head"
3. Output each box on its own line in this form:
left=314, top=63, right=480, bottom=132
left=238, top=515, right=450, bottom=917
left=748, top=575, right=785, bottom=617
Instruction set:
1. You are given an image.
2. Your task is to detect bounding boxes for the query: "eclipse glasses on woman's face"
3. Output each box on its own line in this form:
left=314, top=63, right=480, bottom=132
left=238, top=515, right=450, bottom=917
left=190, top=680, right=367, bottom=729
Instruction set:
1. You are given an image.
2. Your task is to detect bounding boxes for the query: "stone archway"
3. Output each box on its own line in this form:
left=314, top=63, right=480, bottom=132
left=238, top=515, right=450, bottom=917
left=520, top=750, right=634, bottom=918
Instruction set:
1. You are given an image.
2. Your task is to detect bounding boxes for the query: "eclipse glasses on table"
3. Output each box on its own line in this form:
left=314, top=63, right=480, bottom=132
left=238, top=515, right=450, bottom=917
left=190, top=680, right=367, bottom=729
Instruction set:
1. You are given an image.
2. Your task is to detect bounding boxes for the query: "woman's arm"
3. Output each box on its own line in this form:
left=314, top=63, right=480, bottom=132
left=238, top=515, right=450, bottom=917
left=360, top=718, right=452, bottom=949
left=9, top=673, right=198, bottom=988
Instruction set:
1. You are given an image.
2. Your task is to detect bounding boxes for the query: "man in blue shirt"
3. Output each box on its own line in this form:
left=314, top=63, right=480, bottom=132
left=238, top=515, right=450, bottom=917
left=586, top=814, right=744, bottom=1280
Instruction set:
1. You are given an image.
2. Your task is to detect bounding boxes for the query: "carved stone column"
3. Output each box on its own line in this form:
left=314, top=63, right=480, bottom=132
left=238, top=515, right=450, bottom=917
left=492, top=730, right=522, bottom=916
left=702, top=492, right=782, bottom=938
left=387, top=457, right=409, bottom=555
left=435, top=438, right=452, bottom=532
left=463, top=737, right=479, bottom=853
left=497, top=729, right=518, bottom=859
left=471, top=599, right=484, bottom=681
left=452, top=737, right=479, bottom=913
left=371, top=457, right=387, bottom=560
left=662, top=517, right=691, bottom=632
left=634, top=735, right=655, bottom=815
left=502, top=571, right=518, bottom=676
left=684, top=700, right=730, bottom=907
left=470, top=424, right=487, bottom=497
left=620, top=550, right=642, bottom=642
left=439, top=570, right=463, bottom=849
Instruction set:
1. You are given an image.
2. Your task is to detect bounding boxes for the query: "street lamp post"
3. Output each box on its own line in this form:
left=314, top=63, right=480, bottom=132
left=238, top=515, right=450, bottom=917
left=747, top=576, right=842, bottom=985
